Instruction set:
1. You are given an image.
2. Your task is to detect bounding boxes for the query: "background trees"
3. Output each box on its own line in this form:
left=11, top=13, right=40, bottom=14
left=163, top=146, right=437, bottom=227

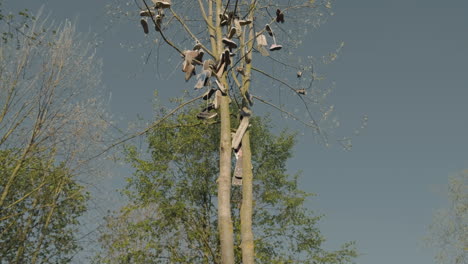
left=426, top=170, right=467, bottom=264
left=0, top=150, right=88, bottom=263
left=0, top=9, right=109, bottom=263
left=95, top=108, right=357, bottom=264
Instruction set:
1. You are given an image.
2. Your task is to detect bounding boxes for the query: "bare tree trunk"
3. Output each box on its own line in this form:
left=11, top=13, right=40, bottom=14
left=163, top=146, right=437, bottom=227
left=240, top=132, right=255, bottom=263
left=215, top=1, right=234, bottom=263
left=218, top=93, right=234, bottom=264
left=239, top=8, right=256, bottom=262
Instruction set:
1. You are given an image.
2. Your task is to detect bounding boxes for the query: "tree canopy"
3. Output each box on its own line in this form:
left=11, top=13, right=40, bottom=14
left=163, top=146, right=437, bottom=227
left=0, top=149, right=88, bottom=263
left=0, top=8, right=109, bottom=263
left=426, top=170, right=467, bottom=264
left=96, top=107, right=357, bottom=264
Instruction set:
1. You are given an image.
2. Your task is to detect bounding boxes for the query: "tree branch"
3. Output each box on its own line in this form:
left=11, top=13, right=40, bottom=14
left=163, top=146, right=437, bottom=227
left=251, top=66, right=325, bottom=139
left=86, top=94, right=204, bottom=162
left=170, top=9, right=215, bottom=58
left=142, top=0, right=183, bottom=55
left=252, top=95, right=319, bottom=130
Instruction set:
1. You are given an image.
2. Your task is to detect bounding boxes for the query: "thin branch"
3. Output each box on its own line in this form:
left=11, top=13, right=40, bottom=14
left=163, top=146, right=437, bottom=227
left=2, top=181, right=47, bottom=211
left=197, top=0, right=216, bottom=32
left=159, top=120, right=220, bottom=129
left=251, top=66, right=324, bottom=139
left=251, top=66, right=297, bottom=93
left=252, top=95, right=318, bottom=130
left=85, top=94, right=204, bottom=162
left=170, top=9, right=215, bottom=58
left=142, top=0, right=183, bottom=55
left=265, top=55, right=303, bottom=70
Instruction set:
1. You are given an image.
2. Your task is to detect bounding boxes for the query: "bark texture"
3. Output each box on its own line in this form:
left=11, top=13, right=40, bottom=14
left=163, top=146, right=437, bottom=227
left=240, top=132, right=255, bottom=264
left=215, top=1, right=234, bottom=263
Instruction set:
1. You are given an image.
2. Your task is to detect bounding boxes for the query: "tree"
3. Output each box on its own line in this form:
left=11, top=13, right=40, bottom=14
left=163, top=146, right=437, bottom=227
left=0, top=9, right=109, bottom=263
left=95, top=108, right=357, bottom=264
left=0, top=0, right=35, bottom=44
left=426, top=170, right=467, bottom=264
left=107, top=1, right=343, bottom=262
left=0, top=149, right=88, bottom=264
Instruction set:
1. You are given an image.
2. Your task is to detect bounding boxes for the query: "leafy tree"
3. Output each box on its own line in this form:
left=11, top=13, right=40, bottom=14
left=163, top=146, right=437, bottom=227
left=426, top=170, right=467, bottom=264
left=0, top=8, right=109, bottom=263
left=0, top=10, right=108, bottom=206
left=95, top=107, right=357, bottom=264
left=0, top=149, right=88, bottom=264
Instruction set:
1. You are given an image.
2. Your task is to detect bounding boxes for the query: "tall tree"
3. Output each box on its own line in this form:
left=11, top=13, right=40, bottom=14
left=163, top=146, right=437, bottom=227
left=426, top=170, right=467, bottom=264
left=95, top=108, right=357, bottom=264
left=0, top=150, right=88, bottom=264
left=0, top=9, right=109, bottom=263
left=108, top=1, right=343, bottom=261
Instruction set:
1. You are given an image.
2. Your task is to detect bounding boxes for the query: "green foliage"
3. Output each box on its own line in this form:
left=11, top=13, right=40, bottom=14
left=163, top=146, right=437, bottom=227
left=96, top=107, right=357, bottom=263
left=1, top=5, right=107, bottom=262
left=0, top=149, right=89, bottom=263
left=0, top=1, right=36, bottom=44
left=426, top=170, right=467, bottom=264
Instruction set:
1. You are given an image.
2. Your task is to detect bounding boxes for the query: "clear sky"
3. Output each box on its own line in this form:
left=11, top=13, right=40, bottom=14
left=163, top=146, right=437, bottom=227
left=4, top=0, right=468, bottom=263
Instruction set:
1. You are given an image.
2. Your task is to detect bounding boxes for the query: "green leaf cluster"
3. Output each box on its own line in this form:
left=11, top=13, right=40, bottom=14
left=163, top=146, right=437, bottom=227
left=0, top=1, right=39, bottom=45
left=426, top=170, right=467, bottom=264
left=96, top=107, right=357, bottom=263
left=0, top=149, right=89, bottom=263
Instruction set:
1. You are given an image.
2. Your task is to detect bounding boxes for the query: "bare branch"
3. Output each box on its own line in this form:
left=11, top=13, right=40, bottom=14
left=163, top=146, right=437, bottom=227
left=86, top=94, right=204, bottom=162
left=252, top=95, right=318, bottom=130
left=142, top=0, right=183, bottom=55
left=170, top=8, right=215, bottom=58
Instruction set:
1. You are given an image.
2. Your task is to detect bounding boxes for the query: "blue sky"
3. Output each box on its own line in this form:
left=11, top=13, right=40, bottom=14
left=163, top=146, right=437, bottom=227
left=4, top=0, right=468, bottom=263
